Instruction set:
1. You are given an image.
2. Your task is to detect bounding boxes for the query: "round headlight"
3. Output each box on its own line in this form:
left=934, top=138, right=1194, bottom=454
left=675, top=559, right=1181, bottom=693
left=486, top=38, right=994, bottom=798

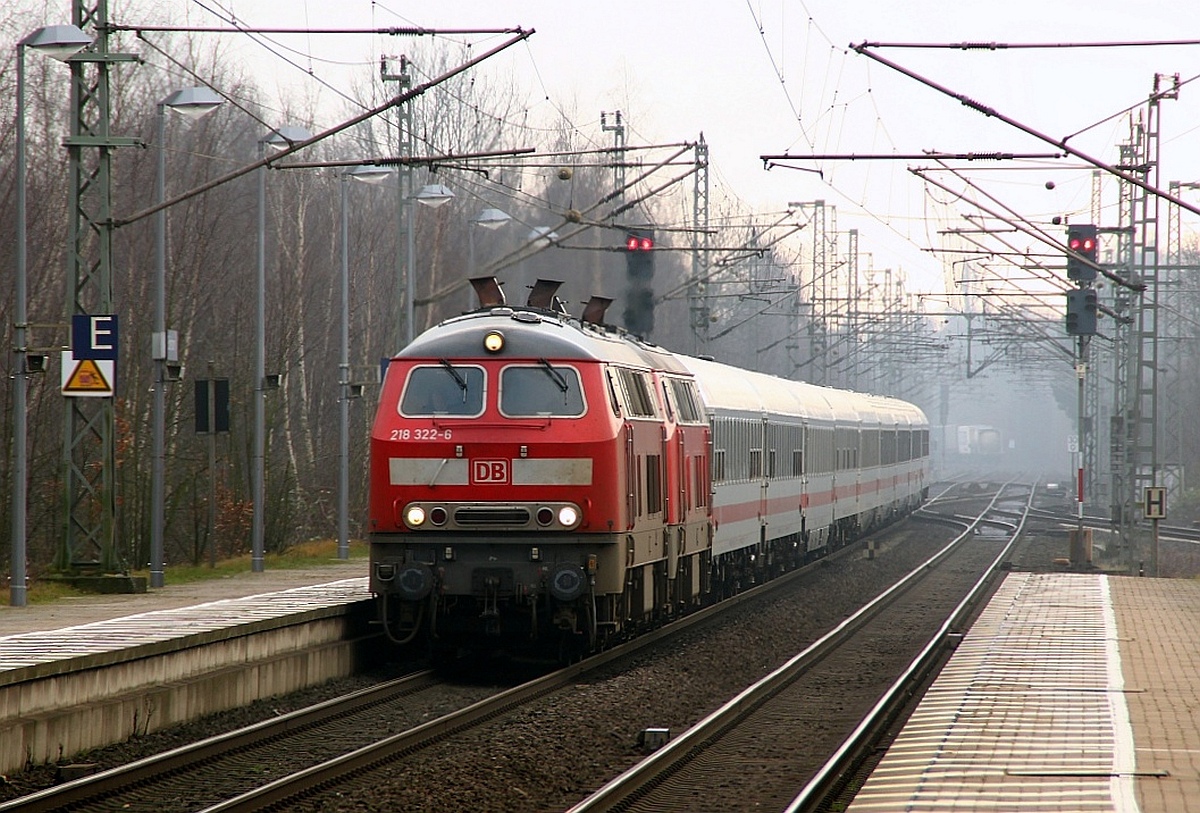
left=558, top=505, right=580, bottom=527
left=483, top=331, right=505, bottom=353
left=404, top=505, right=427, bottom=528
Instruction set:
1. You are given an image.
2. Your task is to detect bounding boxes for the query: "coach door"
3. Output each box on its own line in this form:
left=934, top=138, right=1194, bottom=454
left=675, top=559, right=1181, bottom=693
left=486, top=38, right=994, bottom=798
left=753, top=415, right=768, bottom=540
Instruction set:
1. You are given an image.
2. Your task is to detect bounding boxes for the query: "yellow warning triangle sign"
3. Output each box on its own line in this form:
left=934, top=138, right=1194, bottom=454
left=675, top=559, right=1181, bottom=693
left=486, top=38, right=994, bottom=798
left=65, top=358, right=112, bottom=392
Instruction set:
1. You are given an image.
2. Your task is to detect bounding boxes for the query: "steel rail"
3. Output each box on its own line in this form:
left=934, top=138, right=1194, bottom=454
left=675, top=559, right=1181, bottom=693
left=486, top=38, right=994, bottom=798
left=783, top=481, right=1033, bottom=813
left=565, top=480, right=1024, bottom=813
left=185, top=534, right=865, bottom=812
left=0, top=669, right=439, bottom=812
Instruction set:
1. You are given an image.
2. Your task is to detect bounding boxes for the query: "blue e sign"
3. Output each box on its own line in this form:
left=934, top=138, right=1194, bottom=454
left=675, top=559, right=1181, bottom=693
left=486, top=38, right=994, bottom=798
left=71, top=314, right=119, bottom=361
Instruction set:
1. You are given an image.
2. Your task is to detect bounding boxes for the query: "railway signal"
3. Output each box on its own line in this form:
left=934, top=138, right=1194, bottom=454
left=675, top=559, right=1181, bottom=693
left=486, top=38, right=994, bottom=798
left=1066, top=223, right=1098, bottom=281
left=623, top=228, right=655, bottom=334
left=1065, top=288, right=1098, bottom=335
left=624, top=228, right=655, bottom=278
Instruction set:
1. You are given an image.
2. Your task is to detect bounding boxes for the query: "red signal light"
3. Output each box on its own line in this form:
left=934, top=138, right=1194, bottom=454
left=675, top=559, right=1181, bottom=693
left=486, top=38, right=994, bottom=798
left=625, top=234, right=654, bottom=251
left=1068, top=233, right=1097, bottom=255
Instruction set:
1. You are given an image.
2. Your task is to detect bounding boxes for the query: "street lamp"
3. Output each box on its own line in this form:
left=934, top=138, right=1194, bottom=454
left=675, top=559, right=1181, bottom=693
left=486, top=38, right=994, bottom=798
left=416, top=183, right=455, bottom=207
left=253, top=124, right=312, bottom=572
left=338, top=165, right=392, bottom=560
left=403, top=182, right=456, bottom=345
left=468, top=207, right=511, bottom=309
left=11, top=23, right=92, bottom=608
left=150, top=86, right=223, bottom=589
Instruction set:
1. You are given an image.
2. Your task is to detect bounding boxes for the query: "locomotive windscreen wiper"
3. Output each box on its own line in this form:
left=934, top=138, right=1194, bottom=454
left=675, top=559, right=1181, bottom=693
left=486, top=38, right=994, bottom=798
left=538, top=358, right=569, bottom=393
left=439, top=359, right=469, bottom=402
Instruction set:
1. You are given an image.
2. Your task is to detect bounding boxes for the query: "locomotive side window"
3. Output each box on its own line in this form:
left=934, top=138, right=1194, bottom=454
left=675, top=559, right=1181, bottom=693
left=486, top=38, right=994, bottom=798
left=668, top=379, right=705, bottom=424
left=605, top=368, right=623, bottom=416
left=615, top=368, right=658, bottom=418
left=399, top=364, right=485, bottom=417
left=659, top=380, right=676, bottom=421
left=499, top=363, right=586, bottom=417
left=645, top=454, right=663, bottom=514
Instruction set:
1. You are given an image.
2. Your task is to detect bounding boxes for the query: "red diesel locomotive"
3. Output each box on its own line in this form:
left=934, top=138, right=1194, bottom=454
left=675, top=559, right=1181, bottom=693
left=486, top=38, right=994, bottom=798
left=368, top=278, right=929, bottom=657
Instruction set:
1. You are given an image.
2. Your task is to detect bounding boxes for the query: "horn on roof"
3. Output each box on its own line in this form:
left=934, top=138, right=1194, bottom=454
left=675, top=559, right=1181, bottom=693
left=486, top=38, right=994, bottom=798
left=581, top=296, right=613, bottom=325
left=527, top=279, right=563, bottom=309
left=469, top=276, right=506, bottom=308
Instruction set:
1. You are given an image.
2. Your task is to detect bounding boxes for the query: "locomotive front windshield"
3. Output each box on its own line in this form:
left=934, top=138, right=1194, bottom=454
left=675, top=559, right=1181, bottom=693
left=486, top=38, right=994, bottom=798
left=500, top=362, right=585, bottom=417
left=399, top=363, right=485, bottom=417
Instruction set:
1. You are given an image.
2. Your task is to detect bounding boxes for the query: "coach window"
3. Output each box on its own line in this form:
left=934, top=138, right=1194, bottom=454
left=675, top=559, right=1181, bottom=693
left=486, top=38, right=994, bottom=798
left=399, top=364, right=485, bottom=417
left=500, top=363, right=586, bottom=417
left=749, top=448, right=763, bottom=480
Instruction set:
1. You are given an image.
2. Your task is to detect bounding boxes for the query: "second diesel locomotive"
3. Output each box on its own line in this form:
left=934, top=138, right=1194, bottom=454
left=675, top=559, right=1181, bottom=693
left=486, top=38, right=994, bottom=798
left=368, top=278, right=929, bottom=657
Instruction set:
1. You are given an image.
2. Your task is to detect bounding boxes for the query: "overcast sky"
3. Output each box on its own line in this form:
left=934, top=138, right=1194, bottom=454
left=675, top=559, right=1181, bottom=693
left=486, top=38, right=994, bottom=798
left=141, top=0, right=1200, bottom=293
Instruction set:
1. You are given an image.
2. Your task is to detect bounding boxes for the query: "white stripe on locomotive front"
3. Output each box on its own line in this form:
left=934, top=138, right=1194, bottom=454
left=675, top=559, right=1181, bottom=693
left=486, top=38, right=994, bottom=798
left=389, top=457, right=594, bottom=486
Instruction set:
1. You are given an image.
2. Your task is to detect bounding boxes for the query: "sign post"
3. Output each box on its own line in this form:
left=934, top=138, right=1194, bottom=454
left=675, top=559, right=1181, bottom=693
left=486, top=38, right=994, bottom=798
left=195, top=366, right=231, bottom=569
left=1143, top=486, right=1166, bottom=578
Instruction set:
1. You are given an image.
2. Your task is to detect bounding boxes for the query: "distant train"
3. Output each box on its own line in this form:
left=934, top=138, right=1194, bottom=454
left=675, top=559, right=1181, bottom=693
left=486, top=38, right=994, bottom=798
left=367, top=278, right=930, bottom=658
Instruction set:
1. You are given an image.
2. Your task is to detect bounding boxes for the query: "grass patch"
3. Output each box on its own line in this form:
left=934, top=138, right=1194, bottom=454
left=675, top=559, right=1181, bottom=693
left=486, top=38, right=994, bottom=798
left=2, top=579, right=93, bottom=606
left=1, top=539, right=368, bottom=606
left=137, top=539, right=369, bottom=585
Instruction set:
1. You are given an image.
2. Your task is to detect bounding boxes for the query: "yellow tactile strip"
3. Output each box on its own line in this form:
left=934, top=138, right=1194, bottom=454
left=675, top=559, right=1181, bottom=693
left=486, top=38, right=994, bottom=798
left=847, top=572, right=1140, bottom=812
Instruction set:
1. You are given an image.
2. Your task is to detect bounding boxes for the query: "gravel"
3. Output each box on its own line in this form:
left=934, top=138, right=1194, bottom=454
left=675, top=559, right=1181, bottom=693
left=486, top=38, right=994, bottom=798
left=6, top=495, right=1133, bottom=811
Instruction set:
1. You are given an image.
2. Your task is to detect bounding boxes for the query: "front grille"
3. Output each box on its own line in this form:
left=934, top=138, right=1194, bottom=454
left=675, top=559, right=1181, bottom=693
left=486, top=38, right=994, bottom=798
left=454, top=506, right=531, bottom=526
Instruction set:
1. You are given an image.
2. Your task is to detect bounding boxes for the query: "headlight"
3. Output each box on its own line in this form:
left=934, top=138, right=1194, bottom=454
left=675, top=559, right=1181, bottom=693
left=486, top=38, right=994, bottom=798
left=404, top=505, right=427, bottom=528
left=558, top=505, right=580, bottom=527
left=483, top=330, right=505, bottom=353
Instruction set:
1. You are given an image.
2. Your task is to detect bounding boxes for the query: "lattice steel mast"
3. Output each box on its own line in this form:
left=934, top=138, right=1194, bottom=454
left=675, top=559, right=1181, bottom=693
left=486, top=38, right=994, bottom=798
left=59, top=0, right=138, bottom=572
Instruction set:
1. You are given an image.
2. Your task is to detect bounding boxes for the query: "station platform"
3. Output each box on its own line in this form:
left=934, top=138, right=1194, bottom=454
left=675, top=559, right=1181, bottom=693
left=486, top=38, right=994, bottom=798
left=0, top=561, right=373, bottom=775
left=0, top=559, right=368, bottom=639
left=847, top=572, right=1200, bottom=813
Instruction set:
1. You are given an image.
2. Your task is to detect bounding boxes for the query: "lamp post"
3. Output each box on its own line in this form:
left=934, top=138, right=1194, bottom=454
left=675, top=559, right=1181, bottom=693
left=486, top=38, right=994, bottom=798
left=151, top=87, right=223, bottom=589
left=404, top=182, right=455, bottom=344
left=338, top=165, right=392, bottom=560
left=11, top=24, right=92, bottom=608
left=468, top=208, right=511, bottom=308
left=253, top=125, right=312, bottom=572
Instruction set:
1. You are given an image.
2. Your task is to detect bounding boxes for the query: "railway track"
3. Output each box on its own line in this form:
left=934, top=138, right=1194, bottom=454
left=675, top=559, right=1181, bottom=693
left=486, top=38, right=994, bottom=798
left=567, top=480, right=1030, bottom=812
left=4, top=480, right=1016, bottom=812
left=0, top=671, right=464, bottom=813
left=1, top=524, right=873, bottom=813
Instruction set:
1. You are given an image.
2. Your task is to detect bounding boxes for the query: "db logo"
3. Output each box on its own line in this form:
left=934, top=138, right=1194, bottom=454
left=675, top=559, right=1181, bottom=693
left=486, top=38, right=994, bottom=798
left=472, top=459, right=510, bottom=484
